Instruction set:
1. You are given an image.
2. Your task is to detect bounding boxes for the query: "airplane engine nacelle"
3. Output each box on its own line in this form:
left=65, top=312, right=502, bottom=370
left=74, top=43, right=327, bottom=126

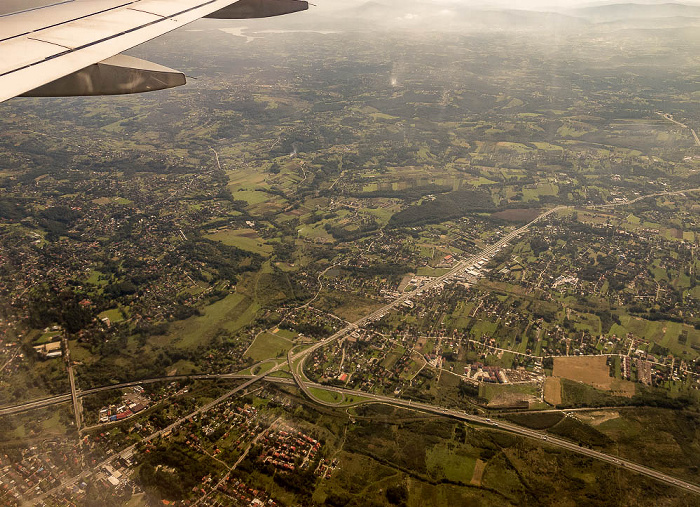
left=21, top=55, right=185, bottom=97
left=206, top=0, right=309, bottom=19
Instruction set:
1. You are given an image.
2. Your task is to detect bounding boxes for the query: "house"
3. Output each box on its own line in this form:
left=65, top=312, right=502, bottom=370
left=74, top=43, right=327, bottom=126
left=33, top=341, right=62, bottom=359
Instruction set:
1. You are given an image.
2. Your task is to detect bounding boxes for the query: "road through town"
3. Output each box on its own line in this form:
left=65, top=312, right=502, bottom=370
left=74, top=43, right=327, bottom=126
left=289, top=380, right=700, bottom=495
left=8, top=197, right=700, bottom=503
left=20, top=371, right=700, bottom=504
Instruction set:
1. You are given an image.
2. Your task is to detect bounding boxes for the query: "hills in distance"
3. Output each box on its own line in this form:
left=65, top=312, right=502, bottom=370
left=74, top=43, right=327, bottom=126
left=249, top=1, right=700, bottom=33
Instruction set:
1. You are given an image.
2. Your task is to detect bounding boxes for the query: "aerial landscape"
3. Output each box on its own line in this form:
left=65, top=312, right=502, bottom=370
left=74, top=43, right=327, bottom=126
left=1, top=0, right=700, bottom=505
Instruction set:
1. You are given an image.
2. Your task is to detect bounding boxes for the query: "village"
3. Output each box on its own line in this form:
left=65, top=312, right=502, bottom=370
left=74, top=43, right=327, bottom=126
left=1, top=10, right=700, bottom=504
left=1, top=383, right=338, bottom=506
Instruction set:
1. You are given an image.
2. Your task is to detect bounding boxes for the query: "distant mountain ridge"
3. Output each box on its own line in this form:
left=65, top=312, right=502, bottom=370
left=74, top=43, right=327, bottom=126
left=207, top=0, right=700, bottom=34
left=571, top=2, right=700, bottom=22
left=334, top=0, right=700, bottom=31
left=336, top=1, right=589, bottom=31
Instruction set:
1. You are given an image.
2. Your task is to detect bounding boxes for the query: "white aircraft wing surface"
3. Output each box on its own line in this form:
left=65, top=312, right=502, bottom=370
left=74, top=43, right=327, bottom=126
left=0, top=0, right=308, bottom=103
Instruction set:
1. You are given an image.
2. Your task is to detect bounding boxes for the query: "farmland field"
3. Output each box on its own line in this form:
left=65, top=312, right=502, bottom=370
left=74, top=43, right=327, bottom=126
left=205, top=228, right=272, bottom=256
left=552, top=356, right=636, bottom=397
left=245, top=332, right=294, bottom=362
left=552, top=356, right=612, bottom=389
left=543, top=377, right=562, bottom=405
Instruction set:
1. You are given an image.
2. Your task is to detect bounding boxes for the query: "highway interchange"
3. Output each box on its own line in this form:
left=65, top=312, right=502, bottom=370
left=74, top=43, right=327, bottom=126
left=12, top=370, right=700, bottom=504
left=5, top=199, right=700, bottom=502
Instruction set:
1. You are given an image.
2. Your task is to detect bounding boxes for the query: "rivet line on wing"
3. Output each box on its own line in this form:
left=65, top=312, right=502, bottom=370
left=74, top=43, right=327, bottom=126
left=0, top=0, right=221, bottom=78
left=0, top=1, right=139, bottom=43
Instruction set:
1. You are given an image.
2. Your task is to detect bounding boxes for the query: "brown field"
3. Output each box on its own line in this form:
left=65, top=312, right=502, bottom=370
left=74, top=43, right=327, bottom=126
left=575, top=410, right=621, bottom=427
left=543, top=377, right=562, bottom=405
left=484, top=388, right=536, bottom=409
left=552, top=356, right=612, bottom=389
left=491, top=208, right=542, bottom=222
left=470, top=459, right=486, bottom=486
left=397, top=273, right=415, bottom=292
left=609, top=378, right=636, bottom=397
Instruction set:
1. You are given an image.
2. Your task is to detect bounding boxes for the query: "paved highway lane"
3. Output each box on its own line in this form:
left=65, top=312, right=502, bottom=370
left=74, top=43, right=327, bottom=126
left=286, top=206, right=567, bottom=378
left=291, top=381, right=700, bottom=495
left=0, top=394, right=73, bottom=416
left=10, top=372, right=700, bottom=503
left=0, top=201, right=653, bottom=419
left=8, top=200, right=700, bottom=502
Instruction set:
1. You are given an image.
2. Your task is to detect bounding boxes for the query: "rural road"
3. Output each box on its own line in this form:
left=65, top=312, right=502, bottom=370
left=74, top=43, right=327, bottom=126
left=8, top=197, right=700, bottom=502
left=286, top=377, right=700, bottom=496
left=9, top=371, right=700, bottom=503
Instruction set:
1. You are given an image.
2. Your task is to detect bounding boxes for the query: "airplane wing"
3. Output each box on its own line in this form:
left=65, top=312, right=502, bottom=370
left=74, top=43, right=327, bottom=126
left=0, top=0, right=308, bottom=103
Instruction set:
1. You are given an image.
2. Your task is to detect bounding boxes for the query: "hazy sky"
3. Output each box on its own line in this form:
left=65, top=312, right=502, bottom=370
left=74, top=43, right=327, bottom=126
left=313, top=0, right=631, bottom=11
left=0, top=0, right=586, bottom=17
left=4, top=1, right=700, bottom=17
left=313, top=0, right=700, bottom=12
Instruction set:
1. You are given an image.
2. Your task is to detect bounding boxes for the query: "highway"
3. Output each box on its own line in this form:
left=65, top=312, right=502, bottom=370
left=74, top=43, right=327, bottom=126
left=8, top=201, right=700, bottom=501
left=11, top=370, right=700, bottom=503
left=4, top=195, right=693, bottom=420
left=592, top=187, right=700, bottom=209
left=0, top=373, right=247, bottom=416
left=286, top=347, right=700, bottom=492
left=64, top=338, right=81, bottom=432
left=657, top=111, right=700, bottom=147
left=284, top=205, right=566, bottom=374
left=288, top=380, right=700, bottom=495
left=278, top=199, right=700, bottom=495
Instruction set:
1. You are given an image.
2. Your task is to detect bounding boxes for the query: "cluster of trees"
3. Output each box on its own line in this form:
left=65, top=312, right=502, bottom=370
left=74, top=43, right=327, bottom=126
left=558, top=378, right=696, bottom=410
left=389, top=189, right=495, bottom=227
left=76, top=334, right=202, bottom=386
left=138, top=445, right=213, bottom=501
left=103, top=280, right=137, bottom=298
left=529, top=237, right=551, bottom=256
left=27, top=287, right=99, bottom=333
left=324, top=219, right=379, bottom=242
left=0, top=197, right=26, bottom=221
left=344, top=261, right=412, bottom=279
left=386, top=484, right=409, bottom=506
left=38, top=205, right=82, bottom=240
left=458, top=381, right=481, bottom=399
left=595, top=309, right=621, bottom=334
left=169, top=237, right=263, bottom=283
left=279, top=321, right=332, bottom=338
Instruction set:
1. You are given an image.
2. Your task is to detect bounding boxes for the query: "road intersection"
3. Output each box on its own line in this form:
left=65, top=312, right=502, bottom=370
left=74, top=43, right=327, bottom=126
left=7, top=197, right=700, bottom=503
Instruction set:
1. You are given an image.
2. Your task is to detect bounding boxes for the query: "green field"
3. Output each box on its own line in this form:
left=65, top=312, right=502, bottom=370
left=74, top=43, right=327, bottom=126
left=98, top=308, right=126, bottom=323
left=230, top=189, right=274, bottom=205
left=68, top=340, right=94, bottom=363
left=612, top=315, right=699, bottom=356
left=160, top=293, right=259, bottom=349
left=382, top=345, right=406, bottom=370
left=559, top=379, right=625, bottom=407
left=35, top=330, right=61, bottom=344
left=245, top=332, right=294, bottom=362
left=426, top=443, right=475, bottom=483
left=205, top=228, right=272, bottom=256
left=308, top=387, right=343, bottom=404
